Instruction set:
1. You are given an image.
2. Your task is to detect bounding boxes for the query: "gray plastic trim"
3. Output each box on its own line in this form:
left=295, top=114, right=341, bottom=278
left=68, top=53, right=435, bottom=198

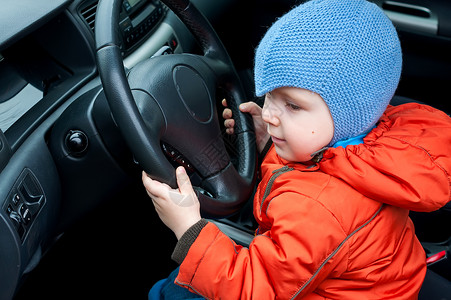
left=383, top=1, right=438, bottom=35
left=210, top=219, right=254, bottom=246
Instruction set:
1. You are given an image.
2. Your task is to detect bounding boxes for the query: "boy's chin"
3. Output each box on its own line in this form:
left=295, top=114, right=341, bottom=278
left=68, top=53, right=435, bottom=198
left=274, top=146, right=311, bottom=163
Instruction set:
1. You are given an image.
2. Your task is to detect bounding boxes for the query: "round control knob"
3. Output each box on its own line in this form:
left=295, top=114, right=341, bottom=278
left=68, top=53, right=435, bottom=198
left=65, top=130, right=88, bottom=156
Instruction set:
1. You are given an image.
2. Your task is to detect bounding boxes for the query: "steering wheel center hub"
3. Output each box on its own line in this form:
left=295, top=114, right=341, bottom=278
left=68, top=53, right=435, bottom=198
left=173, top=65, right=212, bottom=123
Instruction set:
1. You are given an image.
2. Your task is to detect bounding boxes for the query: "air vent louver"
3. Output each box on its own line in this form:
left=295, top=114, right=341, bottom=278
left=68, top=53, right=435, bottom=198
left=80, top=1, right=98, bottom=32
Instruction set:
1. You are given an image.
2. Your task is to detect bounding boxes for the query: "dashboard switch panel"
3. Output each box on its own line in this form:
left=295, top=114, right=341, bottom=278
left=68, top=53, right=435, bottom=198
left=3, top=169, right=45, bottom=241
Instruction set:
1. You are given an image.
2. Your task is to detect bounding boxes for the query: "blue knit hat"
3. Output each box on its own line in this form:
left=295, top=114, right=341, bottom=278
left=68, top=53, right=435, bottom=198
left=254, top=0, right=402, bottom=145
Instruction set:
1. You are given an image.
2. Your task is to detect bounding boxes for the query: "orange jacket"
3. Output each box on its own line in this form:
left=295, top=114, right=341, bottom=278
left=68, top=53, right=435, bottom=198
left=176, top=103, right=451, bottom=299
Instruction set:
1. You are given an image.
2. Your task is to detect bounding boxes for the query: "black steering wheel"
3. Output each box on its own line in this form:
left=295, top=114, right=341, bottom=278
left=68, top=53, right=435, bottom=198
left=94, top=0, right=257, bottom=217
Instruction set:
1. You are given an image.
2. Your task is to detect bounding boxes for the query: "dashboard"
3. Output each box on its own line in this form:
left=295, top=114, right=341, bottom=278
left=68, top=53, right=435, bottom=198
left=0, top=0, right=234, bottom=298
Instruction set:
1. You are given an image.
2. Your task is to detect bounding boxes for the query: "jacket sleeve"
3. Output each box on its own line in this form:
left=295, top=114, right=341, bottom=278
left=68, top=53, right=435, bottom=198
left=175, top=193, right=349, bottom=299
left=171, top=219, right=209, bottom=264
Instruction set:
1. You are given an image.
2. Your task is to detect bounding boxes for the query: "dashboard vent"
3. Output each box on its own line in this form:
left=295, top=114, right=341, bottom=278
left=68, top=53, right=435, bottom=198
left=80, top=1, right=98, bottom=32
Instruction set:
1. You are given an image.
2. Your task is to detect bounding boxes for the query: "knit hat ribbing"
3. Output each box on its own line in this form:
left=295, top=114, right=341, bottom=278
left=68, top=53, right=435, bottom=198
left=254, top=0, right=402, bottom=145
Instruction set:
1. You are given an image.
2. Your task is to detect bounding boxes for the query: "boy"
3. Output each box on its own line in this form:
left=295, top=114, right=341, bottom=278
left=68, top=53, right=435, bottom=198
left=143, top=0, right=451, bottom=298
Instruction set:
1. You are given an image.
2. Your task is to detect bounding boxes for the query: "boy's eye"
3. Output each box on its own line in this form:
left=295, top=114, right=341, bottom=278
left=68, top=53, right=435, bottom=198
left=285, top=102, right=301, bottom=111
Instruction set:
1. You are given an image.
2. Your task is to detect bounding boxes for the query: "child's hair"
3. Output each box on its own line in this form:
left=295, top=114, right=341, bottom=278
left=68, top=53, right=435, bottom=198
left=254, top=0, right=402, bottom=145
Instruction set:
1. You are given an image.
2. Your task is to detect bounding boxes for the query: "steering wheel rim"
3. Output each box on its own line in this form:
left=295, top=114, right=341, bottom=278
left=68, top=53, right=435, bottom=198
left=94, top=0, right=257, bottom=217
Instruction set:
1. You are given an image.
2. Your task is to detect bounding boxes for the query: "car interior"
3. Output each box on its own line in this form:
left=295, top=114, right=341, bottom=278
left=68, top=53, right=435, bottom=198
left=1, top=0, right=450, bottom=299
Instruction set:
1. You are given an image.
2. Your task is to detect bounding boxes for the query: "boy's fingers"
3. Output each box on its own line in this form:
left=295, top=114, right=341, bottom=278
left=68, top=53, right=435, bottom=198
left=226, top=128, right=234, bottom=135
left=240, top=102, right=261, bottom=116
left=142, top=171, right=170, bottom=198
left=224, top=119, right=235, bottom=128
left=176, top=166, right=192, bottom=195
left=222, top=108, right=233, bottom=119
left=221, top=98, right=228, bottom=107
left=142, top=171, right=153, bottom=190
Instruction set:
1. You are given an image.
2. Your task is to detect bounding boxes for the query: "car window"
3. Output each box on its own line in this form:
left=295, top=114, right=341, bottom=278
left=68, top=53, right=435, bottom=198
left=0, top=54, right=43, bottom=132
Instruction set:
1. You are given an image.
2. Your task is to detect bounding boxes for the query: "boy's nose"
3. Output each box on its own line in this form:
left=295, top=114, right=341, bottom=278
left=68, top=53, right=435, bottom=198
left=262, top=102, right=281, bottom=126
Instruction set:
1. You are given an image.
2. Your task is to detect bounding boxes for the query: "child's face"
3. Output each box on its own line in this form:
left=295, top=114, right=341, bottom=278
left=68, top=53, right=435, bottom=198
left=262, top=87, right=334, bottom=162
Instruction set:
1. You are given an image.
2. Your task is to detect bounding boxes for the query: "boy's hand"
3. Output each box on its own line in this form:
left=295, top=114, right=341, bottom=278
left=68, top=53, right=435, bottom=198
left=142, top=167, right=201, bottom=240
left=222, top=99, right=270, bottom=154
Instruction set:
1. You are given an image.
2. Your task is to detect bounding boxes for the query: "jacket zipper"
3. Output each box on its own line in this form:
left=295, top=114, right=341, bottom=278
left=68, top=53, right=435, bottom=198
left=260, top=165, right=294, bottom=213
